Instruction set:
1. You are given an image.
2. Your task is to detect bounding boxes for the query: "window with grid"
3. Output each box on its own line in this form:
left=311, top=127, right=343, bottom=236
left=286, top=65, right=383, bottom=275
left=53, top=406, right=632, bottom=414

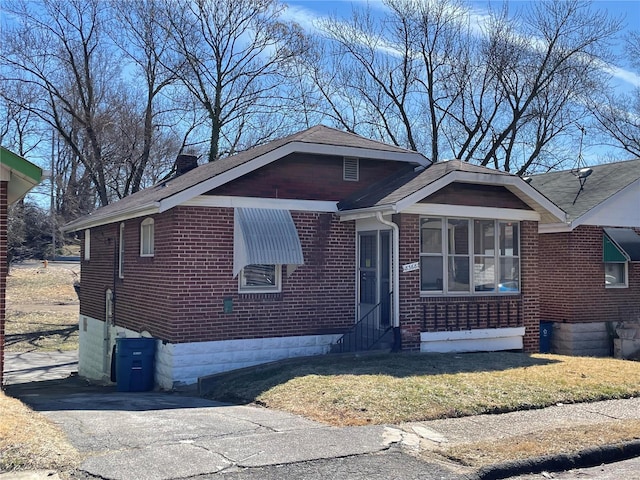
left=420, top=217, right=520, bottom=294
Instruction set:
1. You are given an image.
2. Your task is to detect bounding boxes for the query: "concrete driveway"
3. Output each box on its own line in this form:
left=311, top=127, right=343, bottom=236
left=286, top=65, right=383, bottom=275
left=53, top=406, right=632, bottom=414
left=3, top=352, right=430, bottom=480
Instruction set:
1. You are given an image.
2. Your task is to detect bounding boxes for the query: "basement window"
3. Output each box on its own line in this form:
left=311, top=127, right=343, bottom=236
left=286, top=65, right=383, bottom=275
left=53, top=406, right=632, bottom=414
left=343, top=157, right=359, bottom=181
left=239, top=264, right=282, bottom=293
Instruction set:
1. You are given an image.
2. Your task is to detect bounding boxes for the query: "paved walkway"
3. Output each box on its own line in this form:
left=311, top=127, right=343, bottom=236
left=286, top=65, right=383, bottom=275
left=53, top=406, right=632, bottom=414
left=3, top=351, right=79, bottom=385
left=3, top=352, right=640, bottom=480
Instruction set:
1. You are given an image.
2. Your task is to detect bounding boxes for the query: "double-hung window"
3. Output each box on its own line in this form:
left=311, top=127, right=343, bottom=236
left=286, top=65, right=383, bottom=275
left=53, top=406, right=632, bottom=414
left=420, top=217, right=520, bottom=294
left=140, top=218, right=154, bottom=257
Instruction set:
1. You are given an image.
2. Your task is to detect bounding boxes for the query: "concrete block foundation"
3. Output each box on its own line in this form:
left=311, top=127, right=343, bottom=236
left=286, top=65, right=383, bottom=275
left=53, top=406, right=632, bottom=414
left=550, top=322, right=612, bottom=357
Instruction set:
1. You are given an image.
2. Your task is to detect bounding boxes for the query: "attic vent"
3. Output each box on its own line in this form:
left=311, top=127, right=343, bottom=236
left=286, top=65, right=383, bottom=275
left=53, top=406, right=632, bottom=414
left=343, top=157, right=359, bottom=181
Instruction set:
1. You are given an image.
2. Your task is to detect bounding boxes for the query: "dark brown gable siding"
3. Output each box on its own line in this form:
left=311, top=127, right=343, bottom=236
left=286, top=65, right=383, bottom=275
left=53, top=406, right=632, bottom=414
left=538, top=225, right=640, bottom=323
left=81, top=206, right=356, bottom=344
left=420, top=183, right=532, bottom=210
left=210, top=153, right=404, bottom=201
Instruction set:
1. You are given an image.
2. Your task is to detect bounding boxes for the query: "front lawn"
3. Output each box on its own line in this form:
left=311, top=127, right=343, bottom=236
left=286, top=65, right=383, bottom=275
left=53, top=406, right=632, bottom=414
left=205, top=352, right=640, bottom=426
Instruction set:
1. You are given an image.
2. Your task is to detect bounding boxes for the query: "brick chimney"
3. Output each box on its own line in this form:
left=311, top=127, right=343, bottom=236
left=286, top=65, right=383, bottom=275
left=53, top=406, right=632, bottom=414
left=175, top=154, right=198, bottom=176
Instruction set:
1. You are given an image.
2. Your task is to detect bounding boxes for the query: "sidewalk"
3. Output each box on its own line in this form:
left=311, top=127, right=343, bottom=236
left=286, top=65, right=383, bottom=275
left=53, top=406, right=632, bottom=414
left=3, top=351, right=79, bottom=385
left=398, top=397, right=640, bottom=478
left=3, top=351, right=640, bottom=480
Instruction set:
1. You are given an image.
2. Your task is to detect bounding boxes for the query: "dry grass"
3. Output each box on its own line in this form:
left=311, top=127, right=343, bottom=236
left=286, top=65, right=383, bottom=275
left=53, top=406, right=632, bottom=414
left=437, top=420, right=640, bottom=468
left=5, top=263, right=79, bottom=352
left=205, top=352, right=640, bottom=426
left=2, top=262, right=82, bottom=473
left=0, top=391, right=80, bottom=472
left=6, top=263, right=78, bottom=304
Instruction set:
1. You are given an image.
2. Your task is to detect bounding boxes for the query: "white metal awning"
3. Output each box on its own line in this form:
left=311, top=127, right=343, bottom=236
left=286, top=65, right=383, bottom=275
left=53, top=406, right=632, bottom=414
left=233, top=208, right=304, bottom=276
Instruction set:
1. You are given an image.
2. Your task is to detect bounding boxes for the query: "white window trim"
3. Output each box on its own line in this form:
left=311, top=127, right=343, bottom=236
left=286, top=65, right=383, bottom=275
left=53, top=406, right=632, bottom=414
left=419, top=217, right=520, bottom=296
left=604, top=262, right=628, bottom=289
left=84, top=229, right=90, bottom=261
left=238, top=264, right=282, bottom=293
left=140, top=218, right=155, bottom=257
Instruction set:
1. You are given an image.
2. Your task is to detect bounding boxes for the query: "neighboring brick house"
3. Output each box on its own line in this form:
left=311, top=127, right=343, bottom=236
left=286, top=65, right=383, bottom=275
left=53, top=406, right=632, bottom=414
left=529, top=159, right=640, bottom=357
left=64, top=126, right=565, bottom=389
left=0, top=147, right=44, bottom=388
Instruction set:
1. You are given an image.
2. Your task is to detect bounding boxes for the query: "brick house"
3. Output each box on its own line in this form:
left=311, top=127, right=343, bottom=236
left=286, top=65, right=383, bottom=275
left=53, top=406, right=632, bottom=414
left=0, top=147, right=44, bottom=388
left=529, top=159, right=640, bottom=357
left=64, top=126, right=565, bottom=389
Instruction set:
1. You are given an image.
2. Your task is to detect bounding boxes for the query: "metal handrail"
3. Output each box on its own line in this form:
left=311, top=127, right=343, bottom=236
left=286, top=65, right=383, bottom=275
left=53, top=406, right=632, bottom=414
left=334, top=292, right=393, bottom=353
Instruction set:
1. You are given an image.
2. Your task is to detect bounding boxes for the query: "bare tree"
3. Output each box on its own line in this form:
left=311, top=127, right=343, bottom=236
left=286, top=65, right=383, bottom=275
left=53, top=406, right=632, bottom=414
left=476, top=1, right=620, bottom=173
left=108, top=0, right=180, bottom=194
left=161, top=0, right=306, bottom=162
left=589, top=31, right=640, bottom=158
left=1, top=0, right=121, bottom=207
left=0, top=82, right=43, bottom=157
left=305, top=0, right=621, bottom=173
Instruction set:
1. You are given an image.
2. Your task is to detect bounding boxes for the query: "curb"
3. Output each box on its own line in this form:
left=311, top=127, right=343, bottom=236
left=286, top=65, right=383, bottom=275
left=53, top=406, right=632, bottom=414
left=473, top=439, right=640, bottom=480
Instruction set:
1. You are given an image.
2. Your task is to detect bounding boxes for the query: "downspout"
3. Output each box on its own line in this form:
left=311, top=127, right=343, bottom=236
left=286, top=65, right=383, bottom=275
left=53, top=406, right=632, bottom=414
left=375, top=212, right=401, bottom=351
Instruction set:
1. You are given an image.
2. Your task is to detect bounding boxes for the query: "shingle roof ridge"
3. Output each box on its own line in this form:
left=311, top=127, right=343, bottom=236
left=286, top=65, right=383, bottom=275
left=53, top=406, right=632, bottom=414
left=295, top=124, right=423, bottom=154
left=531, top=157, right=640, bottom=177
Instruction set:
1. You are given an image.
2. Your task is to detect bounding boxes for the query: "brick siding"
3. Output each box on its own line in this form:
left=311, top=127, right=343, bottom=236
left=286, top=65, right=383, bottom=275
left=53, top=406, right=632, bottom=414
left=80, top=207, right=356, bottom=344
left=539, top=225, right=640, bottom=323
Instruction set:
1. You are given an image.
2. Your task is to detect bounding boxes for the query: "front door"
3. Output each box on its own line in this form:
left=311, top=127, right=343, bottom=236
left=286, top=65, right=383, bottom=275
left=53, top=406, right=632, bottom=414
left=358, top=231, right=391, bottom=328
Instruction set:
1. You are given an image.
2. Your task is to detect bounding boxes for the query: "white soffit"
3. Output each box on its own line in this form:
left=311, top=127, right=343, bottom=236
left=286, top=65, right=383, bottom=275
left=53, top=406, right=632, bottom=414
left=182, top=195, right=338, bottom=212
left=403, top=203, right=540, bottom=221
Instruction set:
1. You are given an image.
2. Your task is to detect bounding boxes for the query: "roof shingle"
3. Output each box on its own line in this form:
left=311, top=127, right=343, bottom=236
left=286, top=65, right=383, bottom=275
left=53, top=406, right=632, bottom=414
left=528, top=159, right=640, bottom=222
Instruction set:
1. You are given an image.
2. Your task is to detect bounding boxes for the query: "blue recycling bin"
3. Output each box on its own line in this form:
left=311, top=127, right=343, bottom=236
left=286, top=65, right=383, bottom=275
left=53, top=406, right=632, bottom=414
left=539, top=321, right=553, bottom=353
left=116, top=337, right=156, bottom=392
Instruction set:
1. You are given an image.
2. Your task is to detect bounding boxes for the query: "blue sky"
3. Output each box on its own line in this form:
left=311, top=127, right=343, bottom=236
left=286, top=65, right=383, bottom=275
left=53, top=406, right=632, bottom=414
left=284, top=0, right=640, bottom=90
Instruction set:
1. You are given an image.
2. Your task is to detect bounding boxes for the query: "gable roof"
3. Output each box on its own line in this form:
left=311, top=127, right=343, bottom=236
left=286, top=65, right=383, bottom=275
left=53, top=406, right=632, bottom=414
left=0, top=147, right=45, bottom=204
left=339, top=159, right=566, bottom=224
left=529, top=158, right=640, bottom=228
left=64, top=125, right=429, bottom=231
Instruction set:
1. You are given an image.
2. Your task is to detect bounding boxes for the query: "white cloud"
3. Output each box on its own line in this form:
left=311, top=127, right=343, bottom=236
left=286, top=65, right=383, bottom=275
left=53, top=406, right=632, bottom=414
left=283, top=0, right=640, bottom=89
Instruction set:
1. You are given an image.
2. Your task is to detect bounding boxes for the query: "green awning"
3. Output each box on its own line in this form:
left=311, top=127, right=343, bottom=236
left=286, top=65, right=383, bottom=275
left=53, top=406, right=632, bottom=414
left=603, top=228, right=640, bottom=262
left=0, top=147, right=45, bottom=204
